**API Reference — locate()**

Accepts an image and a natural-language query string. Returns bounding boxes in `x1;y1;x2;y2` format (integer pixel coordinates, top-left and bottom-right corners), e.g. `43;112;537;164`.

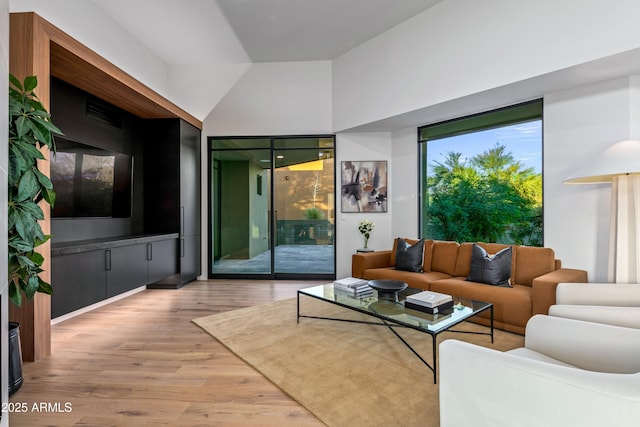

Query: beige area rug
193;297;524;427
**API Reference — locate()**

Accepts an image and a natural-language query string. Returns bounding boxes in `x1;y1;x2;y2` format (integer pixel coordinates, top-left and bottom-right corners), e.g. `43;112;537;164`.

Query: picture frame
341;161;388;213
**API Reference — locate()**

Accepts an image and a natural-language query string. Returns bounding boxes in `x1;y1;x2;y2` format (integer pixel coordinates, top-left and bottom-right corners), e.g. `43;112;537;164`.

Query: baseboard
51;286;147;325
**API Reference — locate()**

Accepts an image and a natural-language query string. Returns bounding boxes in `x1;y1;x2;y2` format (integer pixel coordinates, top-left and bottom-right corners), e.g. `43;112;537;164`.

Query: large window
419;100;543;245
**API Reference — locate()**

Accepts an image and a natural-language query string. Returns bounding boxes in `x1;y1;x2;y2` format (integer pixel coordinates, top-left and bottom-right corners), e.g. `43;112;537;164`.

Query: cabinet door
106;244;148;298
180;120;201;238
180;234;201;285
148;239;178;283
51;251;106;318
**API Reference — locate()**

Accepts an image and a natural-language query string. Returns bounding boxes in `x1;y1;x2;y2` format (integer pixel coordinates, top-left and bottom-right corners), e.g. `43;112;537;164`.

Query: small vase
363;237;369;249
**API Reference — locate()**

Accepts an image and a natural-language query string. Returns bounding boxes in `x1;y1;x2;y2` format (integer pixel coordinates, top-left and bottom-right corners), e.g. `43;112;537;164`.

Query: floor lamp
564;140;640;283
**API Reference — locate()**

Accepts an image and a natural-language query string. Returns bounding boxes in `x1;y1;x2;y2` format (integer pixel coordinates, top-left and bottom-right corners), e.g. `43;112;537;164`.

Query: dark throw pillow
395;238;425;272
467;244;512;287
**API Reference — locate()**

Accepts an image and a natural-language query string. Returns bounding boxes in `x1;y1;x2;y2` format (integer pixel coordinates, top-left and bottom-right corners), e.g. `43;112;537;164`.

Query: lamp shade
564;140;640;184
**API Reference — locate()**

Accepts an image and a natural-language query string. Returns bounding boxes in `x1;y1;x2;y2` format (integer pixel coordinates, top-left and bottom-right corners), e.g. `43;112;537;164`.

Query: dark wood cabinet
148;240;178;284
51;235;179;318
51;251;106;318
144;119;201;288
179;120;201;284
106;244;148;298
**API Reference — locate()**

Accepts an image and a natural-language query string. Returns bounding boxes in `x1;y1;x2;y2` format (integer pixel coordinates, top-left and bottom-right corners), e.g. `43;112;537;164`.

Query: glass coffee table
297;283;493;384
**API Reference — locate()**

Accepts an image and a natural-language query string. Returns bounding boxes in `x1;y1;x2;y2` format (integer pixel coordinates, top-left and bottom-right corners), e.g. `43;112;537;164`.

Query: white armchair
439;315;640;427
549;282;640;328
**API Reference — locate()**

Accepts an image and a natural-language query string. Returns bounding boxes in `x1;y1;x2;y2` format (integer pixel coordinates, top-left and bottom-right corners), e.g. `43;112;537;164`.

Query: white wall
390;127;419;239
201;61;333;277
204;61;332;135
9;0;248;121
335;132;392;278
10;0;169;98
333;0;640;132
545;77;640;281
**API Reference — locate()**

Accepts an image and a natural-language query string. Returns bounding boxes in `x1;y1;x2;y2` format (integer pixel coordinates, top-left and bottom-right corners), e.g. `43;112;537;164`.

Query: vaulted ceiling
91;0;442;65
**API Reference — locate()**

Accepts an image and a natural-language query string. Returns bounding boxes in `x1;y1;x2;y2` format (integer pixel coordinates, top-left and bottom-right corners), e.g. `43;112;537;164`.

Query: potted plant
302;207;323;241
303;207;323;220
7;74;62;394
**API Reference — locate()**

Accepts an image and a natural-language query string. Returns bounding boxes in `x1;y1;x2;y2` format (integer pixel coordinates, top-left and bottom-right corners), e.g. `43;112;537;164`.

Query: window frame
418;99;544;244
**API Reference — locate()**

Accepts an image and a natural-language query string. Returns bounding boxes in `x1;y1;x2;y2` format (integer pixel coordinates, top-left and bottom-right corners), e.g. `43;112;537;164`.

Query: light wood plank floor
9;280;327;426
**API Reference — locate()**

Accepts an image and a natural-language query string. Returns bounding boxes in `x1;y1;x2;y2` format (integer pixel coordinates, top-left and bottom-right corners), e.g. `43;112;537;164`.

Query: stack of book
404;290;453;314
333;277;373;297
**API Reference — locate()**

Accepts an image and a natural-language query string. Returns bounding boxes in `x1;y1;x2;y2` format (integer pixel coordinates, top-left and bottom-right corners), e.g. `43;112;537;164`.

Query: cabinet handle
180;206;185;236
181;238;185;258
105;250;112;271
147;243;152;261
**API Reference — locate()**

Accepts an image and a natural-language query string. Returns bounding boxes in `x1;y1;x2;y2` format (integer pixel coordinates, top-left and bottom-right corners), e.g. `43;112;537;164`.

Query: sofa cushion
390;238;434;272
467;244;512;287
431;241;460;276
430;279;532;329
395;238;425;272
513;246;556;286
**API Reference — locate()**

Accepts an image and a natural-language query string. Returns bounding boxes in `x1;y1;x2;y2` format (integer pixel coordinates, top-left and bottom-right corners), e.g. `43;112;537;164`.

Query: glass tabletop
298;283;492;334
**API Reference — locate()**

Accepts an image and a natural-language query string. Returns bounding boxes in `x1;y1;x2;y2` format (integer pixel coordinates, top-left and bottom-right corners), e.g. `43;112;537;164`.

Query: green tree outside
425;143;542;245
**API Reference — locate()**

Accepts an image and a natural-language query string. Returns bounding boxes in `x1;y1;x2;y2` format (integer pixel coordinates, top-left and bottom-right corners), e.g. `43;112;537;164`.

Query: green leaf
17;169;39;201
9;73;22;91
15;139;46;161
17;254;36;269
28;251;45;267
21;201;45;221
9;282;22;307
8;73;61;304
8;239;34;253
27;119;50;145
15;115;29;138
8;145;27;185
42;187;56;206
13;210;26;240
25;275;40;299
35;235;52;246
24;75;37;92
32;116;63;138
33;167;53;190
38;278;53;295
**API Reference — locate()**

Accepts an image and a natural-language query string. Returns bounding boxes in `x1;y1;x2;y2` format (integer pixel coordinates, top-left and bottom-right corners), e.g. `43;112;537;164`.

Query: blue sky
426;120;542;175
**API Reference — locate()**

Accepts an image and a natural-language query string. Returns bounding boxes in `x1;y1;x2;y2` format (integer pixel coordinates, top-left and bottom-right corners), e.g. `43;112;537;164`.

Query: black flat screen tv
50;137;133;218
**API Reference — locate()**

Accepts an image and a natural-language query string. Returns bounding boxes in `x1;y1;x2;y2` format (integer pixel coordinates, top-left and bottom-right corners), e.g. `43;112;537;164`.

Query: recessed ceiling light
276;155;284;159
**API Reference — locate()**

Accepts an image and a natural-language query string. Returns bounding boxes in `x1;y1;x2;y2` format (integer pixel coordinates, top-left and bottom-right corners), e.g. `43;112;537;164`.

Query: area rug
193;297;524;427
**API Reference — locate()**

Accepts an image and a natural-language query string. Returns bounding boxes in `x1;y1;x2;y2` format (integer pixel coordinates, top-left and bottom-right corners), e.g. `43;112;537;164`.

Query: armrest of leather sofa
352;250;393;278
524;314;640;373
549;305;640;329
439;339;640;427
556;282;640;306
531;268;588;315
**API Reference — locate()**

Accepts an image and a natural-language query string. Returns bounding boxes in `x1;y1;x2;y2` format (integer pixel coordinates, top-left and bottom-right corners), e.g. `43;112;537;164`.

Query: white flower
358;219;375;238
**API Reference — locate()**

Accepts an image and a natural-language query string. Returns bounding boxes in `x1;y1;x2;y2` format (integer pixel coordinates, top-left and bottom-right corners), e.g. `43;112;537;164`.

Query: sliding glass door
209;136;335;279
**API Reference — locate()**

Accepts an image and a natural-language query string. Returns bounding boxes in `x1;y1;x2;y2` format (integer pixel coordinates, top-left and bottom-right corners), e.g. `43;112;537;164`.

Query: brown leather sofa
352;239;588;334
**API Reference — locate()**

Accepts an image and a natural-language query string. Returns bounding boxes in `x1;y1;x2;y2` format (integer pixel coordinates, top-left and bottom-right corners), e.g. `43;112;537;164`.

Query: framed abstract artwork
341;161;388;213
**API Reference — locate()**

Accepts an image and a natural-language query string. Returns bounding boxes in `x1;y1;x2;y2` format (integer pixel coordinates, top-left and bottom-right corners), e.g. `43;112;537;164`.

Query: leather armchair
439;315;640;427
549;282;640;328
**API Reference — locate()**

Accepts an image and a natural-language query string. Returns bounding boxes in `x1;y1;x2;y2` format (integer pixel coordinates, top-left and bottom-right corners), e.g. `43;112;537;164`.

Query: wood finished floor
9;280;327;426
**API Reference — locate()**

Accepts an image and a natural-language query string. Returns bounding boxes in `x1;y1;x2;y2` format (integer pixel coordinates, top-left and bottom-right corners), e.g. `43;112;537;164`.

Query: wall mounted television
50;137;133;218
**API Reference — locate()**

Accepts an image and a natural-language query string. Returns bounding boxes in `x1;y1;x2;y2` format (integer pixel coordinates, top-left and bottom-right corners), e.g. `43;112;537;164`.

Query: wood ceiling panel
50;44;174;120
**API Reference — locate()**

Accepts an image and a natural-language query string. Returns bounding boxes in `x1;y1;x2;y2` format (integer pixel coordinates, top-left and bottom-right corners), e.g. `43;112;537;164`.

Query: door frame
207;135;336;280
